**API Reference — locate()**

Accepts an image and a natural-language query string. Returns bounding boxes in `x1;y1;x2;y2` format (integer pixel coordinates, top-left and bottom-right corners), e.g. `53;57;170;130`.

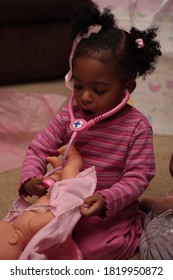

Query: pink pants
74;201;144;260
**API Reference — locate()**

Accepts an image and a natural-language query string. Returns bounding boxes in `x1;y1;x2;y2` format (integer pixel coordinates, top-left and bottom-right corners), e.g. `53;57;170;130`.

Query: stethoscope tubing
44;89;130;178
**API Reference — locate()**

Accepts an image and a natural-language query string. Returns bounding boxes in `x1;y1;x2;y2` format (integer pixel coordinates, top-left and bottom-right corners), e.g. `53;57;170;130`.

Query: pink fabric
74;201;145;259
0;89;66;172
47;235;83;260
4;166;96;260
65;25;101;90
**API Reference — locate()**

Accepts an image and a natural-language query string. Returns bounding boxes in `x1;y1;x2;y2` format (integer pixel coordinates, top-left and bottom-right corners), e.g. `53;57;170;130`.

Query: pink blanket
0;89;66;172
4;166;96;260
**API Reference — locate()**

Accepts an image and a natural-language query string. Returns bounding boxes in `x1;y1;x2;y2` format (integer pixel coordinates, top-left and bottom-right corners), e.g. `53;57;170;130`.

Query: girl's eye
74;84;83;90
94;89;107;95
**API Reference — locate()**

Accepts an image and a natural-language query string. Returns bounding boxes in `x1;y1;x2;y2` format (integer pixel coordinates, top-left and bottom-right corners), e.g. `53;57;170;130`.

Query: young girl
19;0;162;259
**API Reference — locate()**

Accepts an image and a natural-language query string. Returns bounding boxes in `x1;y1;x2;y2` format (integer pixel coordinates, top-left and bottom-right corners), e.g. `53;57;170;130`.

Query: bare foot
139;195;173;215
58;144;68;155
58;145;83;172
47;156;62;169
58;145;83;180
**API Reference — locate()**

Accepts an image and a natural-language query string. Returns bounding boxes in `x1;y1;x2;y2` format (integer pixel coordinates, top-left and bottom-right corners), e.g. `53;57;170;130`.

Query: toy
0;145;96;260
139;153;173;259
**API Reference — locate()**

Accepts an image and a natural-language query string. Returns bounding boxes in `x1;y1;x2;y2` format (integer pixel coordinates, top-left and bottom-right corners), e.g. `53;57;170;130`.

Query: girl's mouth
81;109;95;119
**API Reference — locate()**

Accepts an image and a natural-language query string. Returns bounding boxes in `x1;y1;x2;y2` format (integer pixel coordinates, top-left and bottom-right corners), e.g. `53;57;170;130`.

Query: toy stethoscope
43;24;130;185
43;89;130;182
68;89;130;140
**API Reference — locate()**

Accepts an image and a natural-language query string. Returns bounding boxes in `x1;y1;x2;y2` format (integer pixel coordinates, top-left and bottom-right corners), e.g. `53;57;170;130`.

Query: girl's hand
80;193;106;217
23;177;47;196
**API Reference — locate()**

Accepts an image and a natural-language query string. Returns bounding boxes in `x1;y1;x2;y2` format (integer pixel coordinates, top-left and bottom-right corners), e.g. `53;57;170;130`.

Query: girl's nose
80;90;93;104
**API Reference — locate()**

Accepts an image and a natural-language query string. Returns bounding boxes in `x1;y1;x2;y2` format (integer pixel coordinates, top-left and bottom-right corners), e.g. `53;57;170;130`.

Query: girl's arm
98;127;155;217
19;113;65;195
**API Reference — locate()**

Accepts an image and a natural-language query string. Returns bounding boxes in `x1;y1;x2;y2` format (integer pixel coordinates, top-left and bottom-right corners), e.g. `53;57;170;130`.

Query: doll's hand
80;193;106;217
23;177;47;196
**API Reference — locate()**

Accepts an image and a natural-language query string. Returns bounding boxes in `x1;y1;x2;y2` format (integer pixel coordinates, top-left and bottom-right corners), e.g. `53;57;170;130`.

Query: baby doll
0;145;83;260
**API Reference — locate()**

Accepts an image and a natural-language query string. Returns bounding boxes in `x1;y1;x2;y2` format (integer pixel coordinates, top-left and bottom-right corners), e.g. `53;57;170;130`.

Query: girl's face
73;56;127;120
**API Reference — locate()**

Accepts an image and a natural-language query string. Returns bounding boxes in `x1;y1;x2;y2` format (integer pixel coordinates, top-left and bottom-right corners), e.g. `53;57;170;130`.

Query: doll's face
0;221;23;260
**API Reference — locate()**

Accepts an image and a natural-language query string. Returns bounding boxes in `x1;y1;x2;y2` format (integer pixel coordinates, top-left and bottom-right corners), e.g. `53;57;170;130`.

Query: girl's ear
124;79;136;93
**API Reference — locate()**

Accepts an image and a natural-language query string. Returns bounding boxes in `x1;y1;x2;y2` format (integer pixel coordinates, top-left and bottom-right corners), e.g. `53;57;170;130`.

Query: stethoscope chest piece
44;89;130;179
70;119;88;133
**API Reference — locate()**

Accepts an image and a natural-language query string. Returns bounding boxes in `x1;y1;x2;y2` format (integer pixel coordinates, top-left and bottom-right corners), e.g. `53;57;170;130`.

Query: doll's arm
43;145;83;187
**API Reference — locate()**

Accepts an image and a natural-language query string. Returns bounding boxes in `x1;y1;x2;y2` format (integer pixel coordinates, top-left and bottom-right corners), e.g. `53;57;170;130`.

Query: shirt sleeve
98;126;155;217
19;112;64;195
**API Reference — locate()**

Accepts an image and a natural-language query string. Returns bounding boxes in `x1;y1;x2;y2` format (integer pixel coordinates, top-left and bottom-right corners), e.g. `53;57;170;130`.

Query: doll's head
0;221;24;259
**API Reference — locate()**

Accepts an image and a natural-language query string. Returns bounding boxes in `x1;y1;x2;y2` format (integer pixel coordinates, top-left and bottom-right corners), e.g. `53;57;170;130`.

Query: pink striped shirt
20;104;155;217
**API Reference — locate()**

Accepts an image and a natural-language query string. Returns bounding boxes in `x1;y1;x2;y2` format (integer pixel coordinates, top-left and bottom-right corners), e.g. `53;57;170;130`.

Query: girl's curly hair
72;0;116;38
72;0;162;80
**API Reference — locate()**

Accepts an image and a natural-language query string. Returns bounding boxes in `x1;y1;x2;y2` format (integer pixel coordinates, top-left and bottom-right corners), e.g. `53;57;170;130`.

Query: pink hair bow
65;25;102;90
135;38;144;49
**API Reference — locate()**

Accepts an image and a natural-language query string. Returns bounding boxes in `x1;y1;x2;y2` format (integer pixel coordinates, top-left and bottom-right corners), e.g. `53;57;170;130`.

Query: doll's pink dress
4;166;96;260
